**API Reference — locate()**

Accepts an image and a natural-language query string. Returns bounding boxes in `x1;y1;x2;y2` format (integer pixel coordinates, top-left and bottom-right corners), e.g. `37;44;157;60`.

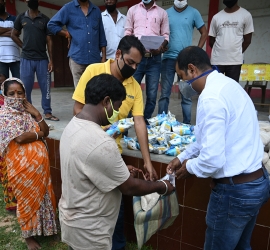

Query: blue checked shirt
48;0;107;65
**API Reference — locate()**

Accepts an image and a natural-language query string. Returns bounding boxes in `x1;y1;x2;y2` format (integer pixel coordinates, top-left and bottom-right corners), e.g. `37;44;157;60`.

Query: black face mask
27;0;39;10
106;4;116;13
0;4;5;14
223;0;238;8
80;0;88;2
117;55;136;79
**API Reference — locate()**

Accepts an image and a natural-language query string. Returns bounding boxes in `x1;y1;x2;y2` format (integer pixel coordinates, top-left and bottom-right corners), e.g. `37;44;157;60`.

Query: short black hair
3;79;25;96
85;73;126;105
177;46;211;74
117;35;145;58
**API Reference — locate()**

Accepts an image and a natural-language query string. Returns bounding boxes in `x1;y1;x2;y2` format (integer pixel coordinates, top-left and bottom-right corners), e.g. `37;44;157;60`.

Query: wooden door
52;35;74;87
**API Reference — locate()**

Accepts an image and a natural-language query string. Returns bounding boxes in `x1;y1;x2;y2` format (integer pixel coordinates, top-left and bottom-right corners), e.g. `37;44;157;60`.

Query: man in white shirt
101;0;126;60
208;0;254;82
167;46;269;249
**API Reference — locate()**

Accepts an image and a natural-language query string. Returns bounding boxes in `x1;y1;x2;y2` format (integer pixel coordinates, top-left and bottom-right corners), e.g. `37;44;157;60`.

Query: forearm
197;26;207;48
11;29;23;48
0;27;11;35
0;31;11;37
47;39;53;62
57;29;68;37
100;46;106;60
14;131;45;144
119;176;166;196
35;114;49;137
242;41;251;53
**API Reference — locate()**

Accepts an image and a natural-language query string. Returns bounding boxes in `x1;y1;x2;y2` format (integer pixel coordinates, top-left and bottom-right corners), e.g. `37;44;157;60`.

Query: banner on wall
240;64;270;81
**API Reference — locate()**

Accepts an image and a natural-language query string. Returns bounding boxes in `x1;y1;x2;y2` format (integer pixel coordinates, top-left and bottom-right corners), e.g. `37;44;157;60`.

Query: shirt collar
139;1;158;10
102;9;124;21
24;10;42;18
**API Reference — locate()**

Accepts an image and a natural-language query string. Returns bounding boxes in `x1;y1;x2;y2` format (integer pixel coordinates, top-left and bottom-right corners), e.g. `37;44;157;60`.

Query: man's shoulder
238;7;252;17
39;12;50;21
155;4;167;13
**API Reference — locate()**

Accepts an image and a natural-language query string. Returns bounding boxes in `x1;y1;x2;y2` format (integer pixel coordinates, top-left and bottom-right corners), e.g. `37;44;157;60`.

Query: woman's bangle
36;117;44;124
157;180;168;196
34;131;39;141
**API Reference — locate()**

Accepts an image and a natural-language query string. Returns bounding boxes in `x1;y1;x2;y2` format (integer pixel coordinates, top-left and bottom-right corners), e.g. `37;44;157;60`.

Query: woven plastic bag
133;191;179;249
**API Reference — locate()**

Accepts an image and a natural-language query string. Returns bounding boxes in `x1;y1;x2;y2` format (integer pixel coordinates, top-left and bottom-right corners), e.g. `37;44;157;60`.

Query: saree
0;156;17;211
5;123;58;237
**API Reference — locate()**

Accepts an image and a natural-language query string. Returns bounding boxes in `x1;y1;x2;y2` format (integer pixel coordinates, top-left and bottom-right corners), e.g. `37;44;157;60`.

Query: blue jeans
112;198;126;250
133;54;161;120
20;58;52;114
0;61;20;78
158;58;192;124
204;168;269;250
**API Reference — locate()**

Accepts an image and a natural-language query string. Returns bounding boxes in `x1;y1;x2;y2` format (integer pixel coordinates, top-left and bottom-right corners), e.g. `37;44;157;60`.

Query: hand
101;57;106;63
149;48;161;56
127;165;143;178
167;157;181;175
48;61;53;72
65;30;72;49
144;162;158;181
102;125;120;139
160;180;175;196
23;99;40;117
175;159;192;180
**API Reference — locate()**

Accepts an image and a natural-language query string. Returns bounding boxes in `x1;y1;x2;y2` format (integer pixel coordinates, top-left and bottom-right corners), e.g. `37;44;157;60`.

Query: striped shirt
0;14;20;63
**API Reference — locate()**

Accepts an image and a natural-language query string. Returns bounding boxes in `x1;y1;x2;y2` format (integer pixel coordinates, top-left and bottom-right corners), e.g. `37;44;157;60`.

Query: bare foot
25;237;41;250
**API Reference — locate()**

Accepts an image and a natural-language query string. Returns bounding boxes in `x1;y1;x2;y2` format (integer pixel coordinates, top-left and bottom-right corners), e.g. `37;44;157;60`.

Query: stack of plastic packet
106;118;134;136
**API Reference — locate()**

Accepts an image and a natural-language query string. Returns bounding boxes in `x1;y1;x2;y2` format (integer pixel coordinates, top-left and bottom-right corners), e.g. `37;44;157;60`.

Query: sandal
44;114;60;121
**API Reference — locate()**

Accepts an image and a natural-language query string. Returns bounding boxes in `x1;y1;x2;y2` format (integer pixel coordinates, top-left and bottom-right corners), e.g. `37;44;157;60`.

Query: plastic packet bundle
152;144;168;154
156;133;167;145
106;118;134;136
181;135;196;144
147;112;167;126
172;121;194;136
168;137;182;146
165;146;186;156
148;133;157;144
160;120;172;133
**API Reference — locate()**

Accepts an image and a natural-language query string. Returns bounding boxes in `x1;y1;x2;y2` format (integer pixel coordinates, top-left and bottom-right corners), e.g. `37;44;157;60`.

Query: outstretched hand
166;157;182;175
144;162;158;181
175;160;192;180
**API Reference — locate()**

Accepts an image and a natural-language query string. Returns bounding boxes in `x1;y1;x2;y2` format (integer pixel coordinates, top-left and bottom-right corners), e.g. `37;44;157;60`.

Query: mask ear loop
212;65;220;73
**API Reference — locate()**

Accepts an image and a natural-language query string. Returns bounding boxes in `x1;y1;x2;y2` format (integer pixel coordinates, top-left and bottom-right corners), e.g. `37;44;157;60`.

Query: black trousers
215;65;242;82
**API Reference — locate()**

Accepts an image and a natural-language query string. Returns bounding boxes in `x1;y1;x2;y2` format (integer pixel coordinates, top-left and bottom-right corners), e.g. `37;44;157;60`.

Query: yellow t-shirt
72;59;144;153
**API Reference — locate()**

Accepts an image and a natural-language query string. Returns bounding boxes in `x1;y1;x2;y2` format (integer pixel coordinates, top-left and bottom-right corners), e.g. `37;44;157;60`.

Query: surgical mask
27;0;39;10
117;55;137;79
104;99;119;124
223;0;237;8
142;0;152;4
174;0;187;9
179;69;214;98
0;4;5;14
106;4;116;13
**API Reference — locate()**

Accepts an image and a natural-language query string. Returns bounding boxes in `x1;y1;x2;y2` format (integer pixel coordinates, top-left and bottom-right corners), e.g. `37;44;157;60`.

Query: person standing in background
125;0;169;121
208;0;254;82
158;0;207;124
102;0;126;60
48;0;107;87
11;0;59;121
0;0;20;78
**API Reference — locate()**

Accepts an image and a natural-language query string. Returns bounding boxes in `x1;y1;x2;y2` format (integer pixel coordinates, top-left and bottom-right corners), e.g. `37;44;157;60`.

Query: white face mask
174;0;187;9
142;0;152;4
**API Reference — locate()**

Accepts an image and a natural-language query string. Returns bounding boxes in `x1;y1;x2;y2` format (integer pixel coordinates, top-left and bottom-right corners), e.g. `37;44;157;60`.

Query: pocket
228;196;263;228
92;18;99;30
150;18;160;34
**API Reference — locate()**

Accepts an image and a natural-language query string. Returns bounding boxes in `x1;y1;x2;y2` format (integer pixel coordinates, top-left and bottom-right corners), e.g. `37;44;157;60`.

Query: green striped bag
133;192;179;249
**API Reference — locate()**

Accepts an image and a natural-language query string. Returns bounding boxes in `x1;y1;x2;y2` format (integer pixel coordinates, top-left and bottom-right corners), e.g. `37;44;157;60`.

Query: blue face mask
179;68;217;99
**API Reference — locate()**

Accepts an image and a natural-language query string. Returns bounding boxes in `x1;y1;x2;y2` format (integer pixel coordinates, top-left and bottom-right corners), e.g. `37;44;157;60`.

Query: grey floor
30;85;270;140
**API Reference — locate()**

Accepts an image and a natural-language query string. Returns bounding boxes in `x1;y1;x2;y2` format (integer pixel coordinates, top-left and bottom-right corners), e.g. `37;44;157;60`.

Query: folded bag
133;191;179;249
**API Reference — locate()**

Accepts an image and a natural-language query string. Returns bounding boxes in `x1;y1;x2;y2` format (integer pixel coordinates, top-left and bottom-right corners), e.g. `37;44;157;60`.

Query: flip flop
45;115;60;121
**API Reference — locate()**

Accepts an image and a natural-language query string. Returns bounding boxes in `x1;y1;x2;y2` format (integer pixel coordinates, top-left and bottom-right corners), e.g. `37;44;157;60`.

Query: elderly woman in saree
0;78;57;250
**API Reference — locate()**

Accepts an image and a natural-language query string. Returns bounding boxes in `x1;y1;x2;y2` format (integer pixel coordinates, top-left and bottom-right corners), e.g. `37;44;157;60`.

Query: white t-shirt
59;116;130;250
209;7;254;65
101;10;126;59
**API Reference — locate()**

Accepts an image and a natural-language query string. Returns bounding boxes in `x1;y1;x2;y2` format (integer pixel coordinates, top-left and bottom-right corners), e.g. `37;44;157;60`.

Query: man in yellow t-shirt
73;35;158;181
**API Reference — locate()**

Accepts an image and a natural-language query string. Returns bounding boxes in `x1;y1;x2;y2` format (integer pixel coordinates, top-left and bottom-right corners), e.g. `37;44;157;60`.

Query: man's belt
144;52;152;57
213;167;264;185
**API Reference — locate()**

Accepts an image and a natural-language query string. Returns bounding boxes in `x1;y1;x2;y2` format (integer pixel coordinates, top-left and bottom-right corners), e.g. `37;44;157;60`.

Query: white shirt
101;10;126;59
209;7;254;65
0;19;20;63
178;70;263;179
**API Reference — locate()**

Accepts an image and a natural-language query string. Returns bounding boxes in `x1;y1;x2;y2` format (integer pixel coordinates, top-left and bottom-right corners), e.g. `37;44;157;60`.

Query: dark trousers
216;65;242;82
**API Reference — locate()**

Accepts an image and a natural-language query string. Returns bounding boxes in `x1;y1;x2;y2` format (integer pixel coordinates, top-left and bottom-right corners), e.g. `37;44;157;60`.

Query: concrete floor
30;85;270;140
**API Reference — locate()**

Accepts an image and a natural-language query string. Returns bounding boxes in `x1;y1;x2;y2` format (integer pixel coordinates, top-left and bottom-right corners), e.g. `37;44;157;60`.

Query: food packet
165;146;186;156
152;144;168;155
106;118;134;136
172;121;194;136
181;135;196;144
159;120;172;133
147;112;167;126
168;137;182;146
